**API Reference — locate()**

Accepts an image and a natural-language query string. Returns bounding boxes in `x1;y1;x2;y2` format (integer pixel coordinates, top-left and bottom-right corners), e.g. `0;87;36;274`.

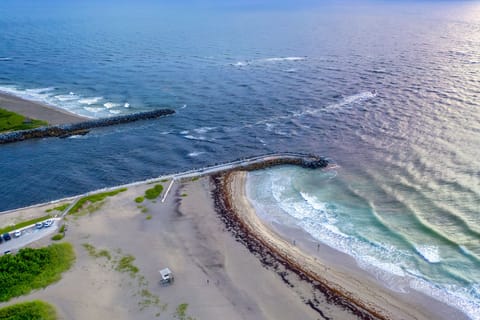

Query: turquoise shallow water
0;1;479;317
247;165;480;319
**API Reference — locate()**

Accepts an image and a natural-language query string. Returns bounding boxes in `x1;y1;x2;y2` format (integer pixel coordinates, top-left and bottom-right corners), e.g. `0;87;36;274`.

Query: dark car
0;236;3;244
2;233;11;241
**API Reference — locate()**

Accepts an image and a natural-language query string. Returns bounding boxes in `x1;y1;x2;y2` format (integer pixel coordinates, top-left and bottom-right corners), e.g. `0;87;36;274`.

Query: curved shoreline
212;171;468;320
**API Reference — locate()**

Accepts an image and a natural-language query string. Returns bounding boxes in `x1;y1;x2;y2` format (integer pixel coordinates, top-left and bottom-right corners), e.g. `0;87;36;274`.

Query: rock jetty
0;108;175;144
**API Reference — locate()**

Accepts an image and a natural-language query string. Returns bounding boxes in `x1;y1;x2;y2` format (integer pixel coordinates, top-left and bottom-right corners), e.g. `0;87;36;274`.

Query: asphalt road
0;219;60;254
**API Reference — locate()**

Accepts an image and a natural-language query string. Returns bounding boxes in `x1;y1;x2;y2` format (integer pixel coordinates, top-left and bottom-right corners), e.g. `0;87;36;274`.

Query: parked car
35;222;44;229
2;233;11;241
0;236;3;244
43;219;54;227
4;250;11;255
14;230;22;238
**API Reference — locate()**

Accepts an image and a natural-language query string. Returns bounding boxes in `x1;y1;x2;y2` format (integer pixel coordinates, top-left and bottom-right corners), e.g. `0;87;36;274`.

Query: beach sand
219;171;468;320
0;178;318;319
0;92;87;125
0;172;468;319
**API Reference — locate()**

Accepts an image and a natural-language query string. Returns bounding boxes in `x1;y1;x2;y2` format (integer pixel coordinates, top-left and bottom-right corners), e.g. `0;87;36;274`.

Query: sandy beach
0;170;468;320
216;171;468;320
0;91;87;125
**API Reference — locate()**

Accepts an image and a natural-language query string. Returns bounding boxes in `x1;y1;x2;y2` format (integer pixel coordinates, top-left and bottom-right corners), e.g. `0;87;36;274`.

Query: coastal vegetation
82;243;112;260
51;234;64;241
0;243;75;301
144;184;164;200
174;303;196;320
0;215;51;235
135;196;144;203
0;300;57;320
69;188;127;215
46;203;70;213
0;108;48;133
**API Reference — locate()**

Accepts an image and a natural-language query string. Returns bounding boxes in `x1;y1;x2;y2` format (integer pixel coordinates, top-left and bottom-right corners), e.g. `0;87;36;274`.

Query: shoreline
0;91;88;125
213;171;468;320
0;167;470;319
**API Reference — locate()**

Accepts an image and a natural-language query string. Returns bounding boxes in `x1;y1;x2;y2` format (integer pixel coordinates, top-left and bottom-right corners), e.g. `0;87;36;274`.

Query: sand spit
0;91;87;125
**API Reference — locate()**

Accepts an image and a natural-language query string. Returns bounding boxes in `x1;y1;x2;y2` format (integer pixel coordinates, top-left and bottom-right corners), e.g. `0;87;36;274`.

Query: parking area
0;218;60;254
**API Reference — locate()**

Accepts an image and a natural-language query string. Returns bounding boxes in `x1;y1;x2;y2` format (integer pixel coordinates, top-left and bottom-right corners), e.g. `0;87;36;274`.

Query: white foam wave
183;135;208;141
180;104;187;109
180;130;189;135
262;56;306;62
194;126;216;134
124;102;130;108
232;61;248;67
188;151;205;157
104;102;121;109
54;93;79;101
79;97;103;105
415;245;441;263
0;57;12;61
285;68;297;73
83;106;104;113
109;110;122;114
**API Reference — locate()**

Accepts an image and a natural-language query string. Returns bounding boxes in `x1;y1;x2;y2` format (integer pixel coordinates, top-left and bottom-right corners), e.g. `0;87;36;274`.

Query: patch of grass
0;300;58;320
160;179;169;183
174;303;195;320
0;108;48;133
140;206;148;213
59;224;66;233
181;193;188;197
144;184;163;200
0;215;52;235
82;243;111;260
0;243;75;302
115;255;139;277
70;188;127;215
46;203;70;213
134;196;144;203
51;234;64;241
191;176;199;181
145;215;152;220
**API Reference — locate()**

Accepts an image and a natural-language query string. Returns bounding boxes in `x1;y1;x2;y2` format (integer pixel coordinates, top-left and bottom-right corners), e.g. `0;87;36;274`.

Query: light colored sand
0;178;318;319
227;171;468;320
0;172;466;320
0;92;87;125
0;200;71;228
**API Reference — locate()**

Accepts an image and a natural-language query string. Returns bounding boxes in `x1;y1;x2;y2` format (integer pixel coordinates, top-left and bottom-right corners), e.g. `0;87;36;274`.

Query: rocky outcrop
0;109;175;144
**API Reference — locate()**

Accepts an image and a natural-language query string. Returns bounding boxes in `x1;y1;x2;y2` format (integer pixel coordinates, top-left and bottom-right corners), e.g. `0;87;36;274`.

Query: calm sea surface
0;1;479;318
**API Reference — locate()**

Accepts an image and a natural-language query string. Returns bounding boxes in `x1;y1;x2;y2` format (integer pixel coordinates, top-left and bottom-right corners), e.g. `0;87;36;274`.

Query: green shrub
0;243;75;301
144;184;163;200
0;300;57;320
135;196;144;203
51;234;64;241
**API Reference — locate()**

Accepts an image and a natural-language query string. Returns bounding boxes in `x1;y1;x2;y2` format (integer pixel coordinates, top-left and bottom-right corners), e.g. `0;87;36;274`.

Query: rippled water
0;1;479;317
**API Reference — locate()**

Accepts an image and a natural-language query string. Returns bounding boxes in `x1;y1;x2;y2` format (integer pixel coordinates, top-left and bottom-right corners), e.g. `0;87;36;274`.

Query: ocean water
0;1;479;318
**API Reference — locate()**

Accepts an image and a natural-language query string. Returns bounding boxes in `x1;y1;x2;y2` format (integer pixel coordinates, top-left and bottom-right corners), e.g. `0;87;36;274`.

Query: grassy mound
0;108;48;133
0;243;75;302
0;300;57;320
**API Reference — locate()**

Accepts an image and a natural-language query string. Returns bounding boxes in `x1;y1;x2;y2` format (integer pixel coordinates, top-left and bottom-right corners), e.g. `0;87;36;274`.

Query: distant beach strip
0;91;175;144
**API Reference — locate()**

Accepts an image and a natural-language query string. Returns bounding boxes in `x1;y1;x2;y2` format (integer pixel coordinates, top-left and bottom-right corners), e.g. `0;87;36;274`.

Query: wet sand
0;91;87;125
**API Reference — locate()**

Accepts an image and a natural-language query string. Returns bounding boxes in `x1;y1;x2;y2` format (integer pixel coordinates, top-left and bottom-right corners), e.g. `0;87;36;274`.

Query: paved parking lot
0;219;60;254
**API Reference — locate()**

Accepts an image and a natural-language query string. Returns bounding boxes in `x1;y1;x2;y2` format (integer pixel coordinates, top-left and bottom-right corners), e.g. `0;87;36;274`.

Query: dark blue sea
0;1;479;317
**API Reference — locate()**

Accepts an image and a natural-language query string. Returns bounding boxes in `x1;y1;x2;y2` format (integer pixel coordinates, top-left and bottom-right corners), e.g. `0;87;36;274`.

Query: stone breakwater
0;108;175;144
211;172;383;320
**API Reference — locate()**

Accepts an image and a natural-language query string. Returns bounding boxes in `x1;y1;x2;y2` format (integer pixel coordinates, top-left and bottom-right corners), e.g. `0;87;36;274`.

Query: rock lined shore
210;171;382;320
0;109;175;144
